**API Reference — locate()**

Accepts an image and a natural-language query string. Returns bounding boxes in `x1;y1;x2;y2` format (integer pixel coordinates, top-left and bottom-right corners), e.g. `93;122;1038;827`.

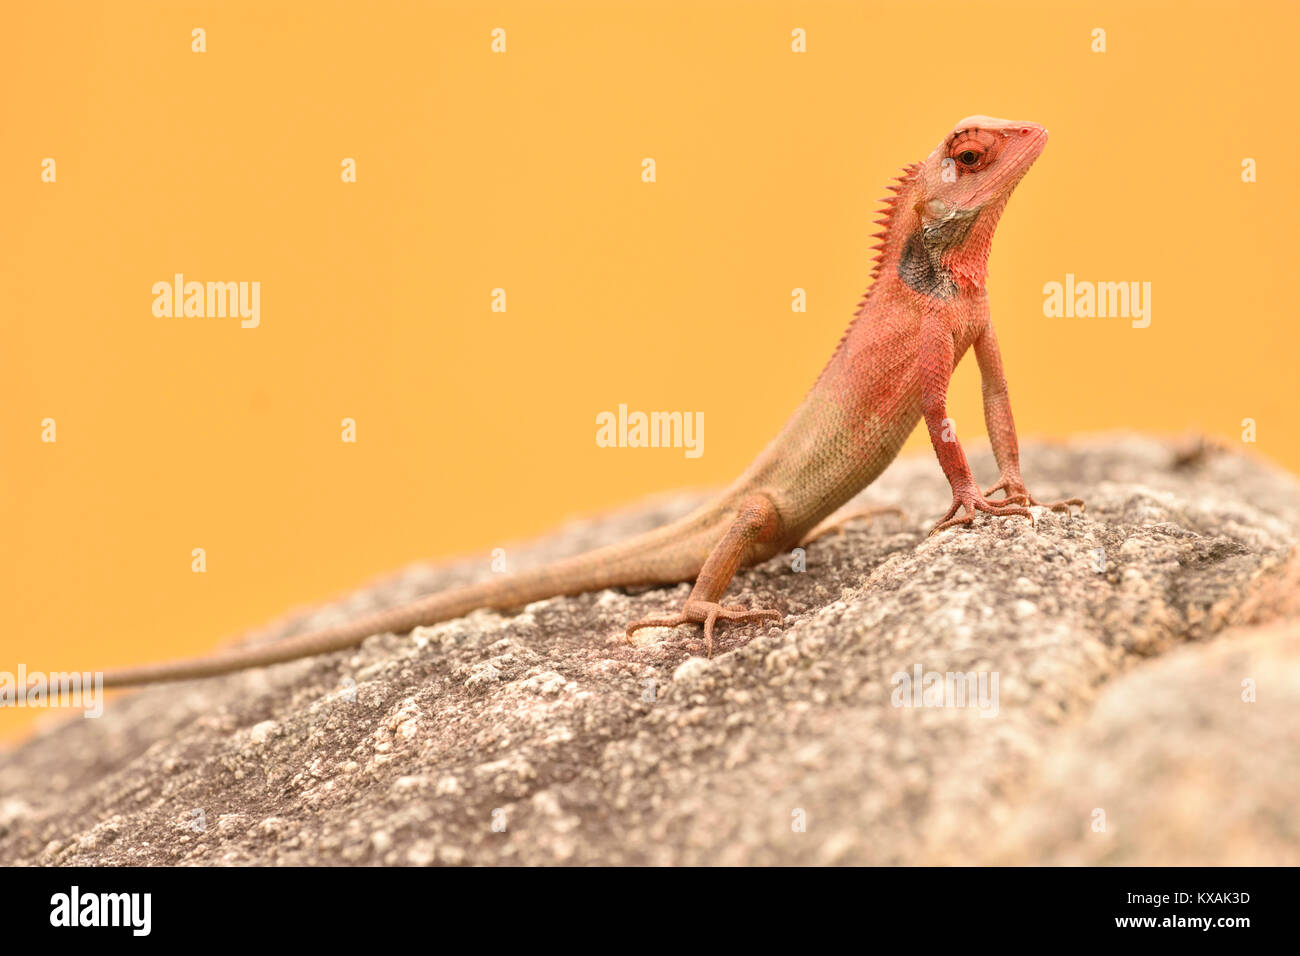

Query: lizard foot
625;600;782;657
930;487;1035;536
982;476;1085;515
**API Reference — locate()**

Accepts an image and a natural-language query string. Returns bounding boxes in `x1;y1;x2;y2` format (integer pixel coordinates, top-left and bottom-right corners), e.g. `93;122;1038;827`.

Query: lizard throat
897;206;980;298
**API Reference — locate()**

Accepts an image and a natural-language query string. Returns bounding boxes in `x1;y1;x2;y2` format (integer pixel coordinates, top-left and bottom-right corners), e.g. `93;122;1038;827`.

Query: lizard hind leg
624;493;784;657
625;602;782;658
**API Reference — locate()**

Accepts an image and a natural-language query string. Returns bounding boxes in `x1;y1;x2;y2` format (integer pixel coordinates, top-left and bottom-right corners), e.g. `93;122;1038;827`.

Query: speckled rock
2;435;1297;865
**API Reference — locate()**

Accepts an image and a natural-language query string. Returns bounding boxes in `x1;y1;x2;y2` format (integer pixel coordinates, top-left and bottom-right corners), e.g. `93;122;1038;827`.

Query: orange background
3;0;1295;742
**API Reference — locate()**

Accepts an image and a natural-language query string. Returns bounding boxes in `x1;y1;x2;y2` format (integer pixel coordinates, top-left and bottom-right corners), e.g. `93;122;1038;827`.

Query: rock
966;617;1300;866
1;435;1297;865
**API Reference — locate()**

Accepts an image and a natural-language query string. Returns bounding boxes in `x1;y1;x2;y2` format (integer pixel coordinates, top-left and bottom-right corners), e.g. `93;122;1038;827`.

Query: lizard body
100;115;1080;687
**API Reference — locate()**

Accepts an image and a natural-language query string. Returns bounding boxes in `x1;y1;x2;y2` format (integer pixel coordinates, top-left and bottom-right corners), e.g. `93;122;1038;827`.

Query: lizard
99;115;1082;688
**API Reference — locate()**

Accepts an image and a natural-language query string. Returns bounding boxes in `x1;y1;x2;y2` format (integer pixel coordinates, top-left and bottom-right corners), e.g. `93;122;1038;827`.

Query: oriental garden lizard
100;115;1081;686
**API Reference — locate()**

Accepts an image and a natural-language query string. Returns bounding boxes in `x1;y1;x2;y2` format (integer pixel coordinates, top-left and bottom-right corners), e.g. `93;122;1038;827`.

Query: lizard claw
930;487;1036;536
983;475;1085;515
626;600;782;657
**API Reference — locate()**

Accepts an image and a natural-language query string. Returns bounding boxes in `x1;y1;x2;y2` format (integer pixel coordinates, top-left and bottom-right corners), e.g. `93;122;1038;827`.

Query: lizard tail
100;538;695;687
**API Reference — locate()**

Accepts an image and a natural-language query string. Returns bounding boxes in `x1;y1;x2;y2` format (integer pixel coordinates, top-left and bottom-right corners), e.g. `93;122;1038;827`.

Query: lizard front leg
921;312;1033;535
973;323;1084;514
625;493;783;657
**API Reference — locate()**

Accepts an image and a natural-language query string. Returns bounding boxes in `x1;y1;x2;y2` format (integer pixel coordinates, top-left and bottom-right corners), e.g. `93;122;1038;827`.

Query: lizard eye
948;133;992;172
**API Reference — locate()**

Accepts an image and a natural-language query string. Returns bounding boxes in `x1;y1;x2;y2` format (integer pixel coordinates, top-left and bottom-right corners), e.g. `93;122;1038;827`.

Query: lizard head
892;116;1047;294
919;116;1047;215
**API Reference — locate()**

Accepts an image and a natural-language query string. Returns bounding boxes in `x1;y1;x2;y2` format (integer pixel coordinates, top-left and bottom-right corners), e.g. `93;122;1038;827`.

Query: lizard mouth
970;126;1047;204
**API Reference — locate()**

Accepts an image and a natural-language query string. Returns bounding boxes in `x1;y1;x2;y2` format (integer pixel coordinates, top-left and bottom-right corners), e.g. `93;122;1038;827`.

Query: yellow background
3;0;1295;741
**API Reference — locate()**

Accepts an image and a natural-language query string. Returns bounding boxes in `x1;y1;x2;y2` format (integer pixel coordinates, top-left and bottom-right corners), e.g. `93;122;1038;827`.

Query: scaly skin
98;115;1080;686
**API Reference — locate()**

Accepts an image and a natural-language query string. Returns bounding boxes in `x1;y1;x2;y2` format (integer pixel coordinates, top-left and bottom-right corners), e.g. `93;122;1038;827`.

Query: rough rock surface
2;435;1298;866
